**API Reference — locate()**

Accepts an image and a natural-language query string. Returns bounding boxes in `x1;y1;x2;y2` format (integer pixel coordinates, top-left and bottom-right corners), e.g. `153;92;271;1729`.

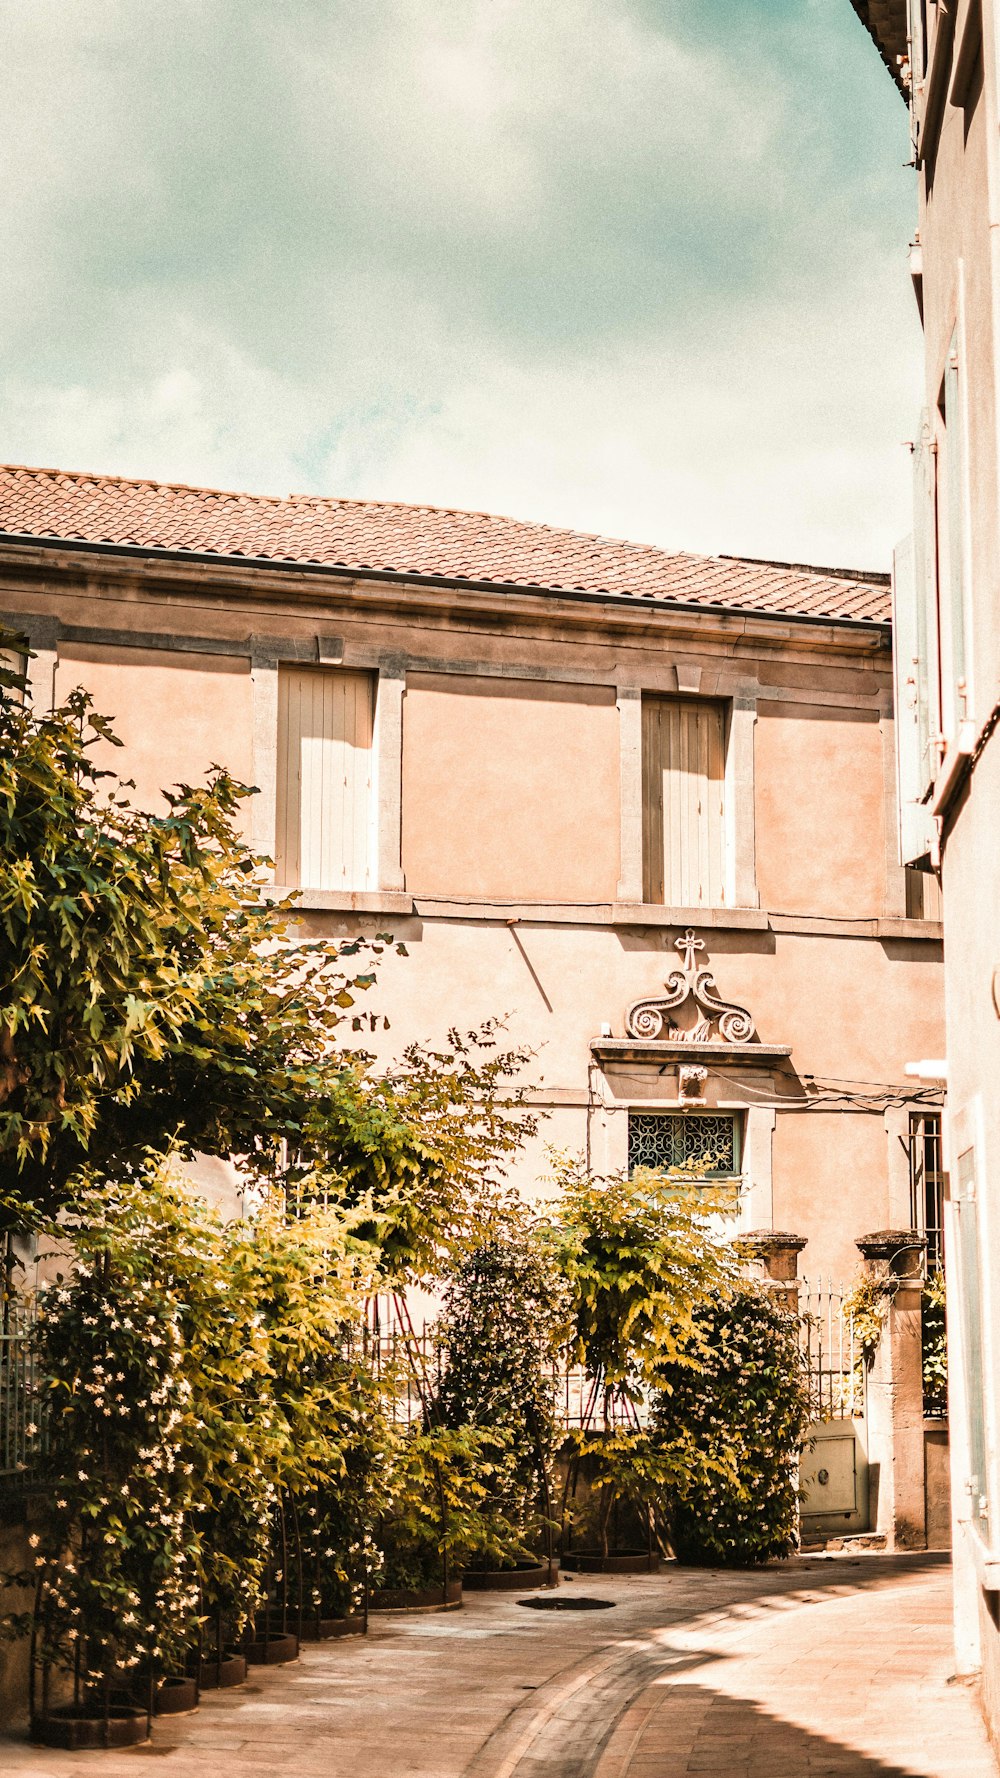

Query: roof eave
0;529;892;643
849;0;910;96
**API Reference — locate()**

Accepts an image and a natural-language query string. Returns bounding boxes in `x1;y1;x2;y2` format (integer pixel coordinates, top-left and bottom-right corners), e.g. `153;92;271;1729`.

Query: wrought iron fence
367;1319;644;1432
367;1322;446;1425
0;1280;866;1481
798;1277;864;1422
0;1296;44;1487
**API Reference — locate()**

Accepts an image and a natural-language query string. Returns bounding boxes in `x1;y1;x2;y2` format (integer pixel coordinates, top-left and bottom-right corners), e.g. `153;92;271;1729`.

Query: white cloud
0;0;921;568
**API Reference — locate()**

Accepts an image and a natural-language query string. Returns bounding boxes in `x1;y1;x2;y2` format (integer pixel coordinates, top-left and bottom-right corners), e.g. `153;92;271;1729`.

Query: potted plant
370;1422;485;1611
651;1280;811;1566
545;1156;736;1570
3;1176;203;1749
438;1226;566;1588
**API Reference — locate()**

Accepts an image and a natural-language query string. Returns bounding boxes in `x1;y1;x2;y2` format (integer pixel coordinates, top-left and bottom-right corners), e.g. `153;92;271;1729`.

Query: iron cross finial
675;928;704;974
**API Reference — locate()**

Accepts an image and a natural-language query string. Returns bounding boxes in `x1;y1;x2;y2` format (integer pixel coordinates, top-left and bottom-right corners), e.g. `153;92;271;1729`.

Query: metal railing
909;1110;945;1276
0;1296;44;1486
1;1281;867;1480
367;1321;644;1432
799;1277;864;1422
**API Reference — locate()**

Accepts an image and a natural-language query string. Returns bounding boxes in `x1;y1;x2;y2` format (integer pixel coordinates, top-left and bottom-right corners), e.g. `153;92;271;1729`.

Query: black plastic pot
298;1612;367;1641
154;1675;199;1716
192;1650;248;1690
244;1631;299;1665
369;1579;462;1612
461;1560;558;1592
31;1706;150;1750
560;1550;660;1574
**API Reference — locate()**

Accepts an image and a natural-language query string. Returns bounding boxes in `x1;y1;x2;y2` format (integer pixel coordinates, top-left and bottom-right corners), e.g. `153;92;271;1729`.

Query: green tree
545;1156;738;1403
0;648;533;1267
543;1155;738;1558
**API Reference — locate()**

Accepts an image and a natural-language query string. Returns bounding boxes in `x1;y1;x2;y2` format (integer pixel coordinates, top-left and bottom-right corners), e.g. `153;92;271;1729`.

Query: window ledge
591;1038;792;1066
876;917;944;941
263;886;415;915
410;898;769;929
264;893;945;941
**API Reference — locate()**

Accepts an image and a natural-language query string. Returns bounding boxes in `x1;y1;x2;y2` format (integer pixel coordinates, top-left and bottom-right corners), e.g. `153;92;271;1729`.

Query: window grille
909;1111;945;1274
627;1112;739;1178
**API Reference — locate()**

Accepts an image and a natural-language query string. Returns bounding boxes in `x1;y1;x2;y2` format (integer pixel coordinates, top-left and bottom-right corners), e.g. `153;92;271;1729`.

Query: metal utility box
799;1419;869;1537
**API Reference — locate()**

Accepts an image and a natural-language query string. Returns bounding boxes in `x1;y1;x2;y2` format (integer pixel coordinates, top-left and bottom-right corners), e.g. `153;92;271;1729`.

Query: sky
3;0;921;570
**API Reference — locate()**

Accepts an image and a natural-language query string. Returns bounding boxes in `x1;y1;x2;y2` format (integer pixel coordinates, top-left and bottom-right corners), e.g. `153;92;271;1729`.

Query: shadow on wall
613;926;777;960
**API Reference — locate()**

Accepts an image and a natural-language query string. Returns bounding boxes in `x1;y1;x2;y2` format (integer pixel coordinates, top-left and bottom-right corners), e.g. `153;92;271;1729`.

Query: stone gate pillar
743;1229;808;1311
855;1229;927;1551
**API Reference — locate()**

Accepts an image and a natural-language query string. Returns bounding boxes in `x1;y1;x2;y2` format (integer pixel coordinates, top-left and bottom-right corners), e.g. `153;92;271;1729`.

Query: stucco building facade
0;464;945;1531
851;0;1000;1745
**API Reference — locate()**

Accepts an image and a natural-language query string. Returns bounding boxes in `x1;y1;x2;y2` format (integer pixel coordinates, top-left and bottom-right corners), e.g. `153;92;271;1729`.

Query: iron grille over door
909;1110;945;1273
628;1112;739;1177
642;697;726;907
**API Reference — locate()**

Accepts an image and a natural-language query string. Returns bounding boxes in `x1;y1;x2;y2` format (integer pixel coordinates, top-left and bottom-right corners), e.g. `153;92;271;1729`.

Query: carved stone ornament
625;929;756;1045
678;1063;708;1103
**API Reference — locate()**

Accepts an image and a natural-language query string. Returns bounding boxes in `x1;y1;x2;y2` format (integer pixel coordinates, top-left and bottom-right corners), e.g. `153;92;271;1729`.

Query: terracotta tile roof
848;1;909;94
0;464;891;626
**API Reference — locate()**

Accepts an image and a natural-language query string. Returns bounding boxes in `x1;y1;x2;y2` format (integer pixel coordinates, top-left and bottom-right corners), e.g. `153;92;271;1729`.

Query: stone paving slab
0;1555;994;1778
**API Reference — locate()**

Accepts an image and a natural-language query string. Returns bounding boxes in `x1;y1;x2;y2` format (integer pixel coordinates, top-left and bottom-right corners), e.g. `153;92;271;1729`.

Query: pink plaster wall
401;673;620;902
54;643;253;817
754;703;886;918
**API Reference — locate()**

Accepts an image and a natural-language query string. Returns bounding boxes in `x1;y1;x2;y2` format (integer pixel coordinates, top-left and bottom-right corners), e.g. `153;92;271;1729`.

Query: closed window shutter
942;339;970;727
892;530;937;866
642;697;725;907
911;408;941;796
275;667;374;889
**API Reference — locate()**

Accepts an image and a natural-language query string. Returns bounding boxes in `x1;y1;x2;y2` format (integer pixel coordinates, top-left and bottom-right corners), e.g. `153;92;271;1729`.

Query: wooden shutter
642;698;725;907
892;529;937;865
275;667;374;889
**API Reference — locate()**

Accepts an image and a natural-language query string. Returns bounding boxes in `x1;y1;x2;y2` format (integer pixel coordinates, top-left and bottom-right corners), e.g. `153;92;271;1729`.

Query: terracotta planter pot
31;1706;150;1750
461;1560;558;1592
244;1631;299;1665
298;1612;367;1641
560;1550;660;1574
191;1650;247;1690
369;1579;462;1612
154;1675;199;1715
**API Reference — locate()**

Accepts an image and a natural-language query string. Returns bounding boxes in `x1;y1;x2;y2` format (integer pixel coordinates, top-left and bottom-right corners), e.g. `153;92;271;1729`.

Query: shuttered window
940;338;971;733
642;697;726;907
275;667;374;890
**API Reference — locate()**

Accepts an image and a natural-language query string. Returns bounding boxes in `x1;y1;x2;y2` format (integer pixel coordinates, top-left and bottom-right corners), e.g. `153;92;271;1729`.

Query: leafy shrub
653;1282;810;1566
544;1156;738;1556
922;1270;948;1417
1;1174;205;1697
438;1227;567;1567
375;1423;504;1590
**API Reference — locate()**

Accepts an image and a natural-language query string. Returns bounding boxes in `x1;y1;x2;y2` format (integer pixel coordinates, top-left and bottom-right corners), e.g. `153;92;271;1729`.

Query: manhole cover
516;1596;616;1611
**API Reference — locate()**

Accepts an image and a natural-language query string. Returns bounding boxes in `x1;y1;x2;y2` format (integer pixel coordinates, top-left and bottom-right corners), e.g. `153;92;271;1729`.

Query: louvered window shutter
275;667;374;889
911;408;941;797
893;530;937;866
642;698;726;907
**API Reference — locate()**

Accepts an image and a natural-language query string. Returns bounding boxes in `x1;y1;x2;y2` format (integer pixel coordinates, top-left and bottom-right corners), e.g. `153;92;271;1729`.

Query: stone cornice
0;537;892;660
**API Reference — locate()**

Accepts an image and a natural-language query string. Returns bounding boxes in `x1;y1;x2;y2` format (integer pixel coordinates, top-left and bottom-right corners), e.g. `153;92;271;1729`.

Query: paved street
2;1554;994;1778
